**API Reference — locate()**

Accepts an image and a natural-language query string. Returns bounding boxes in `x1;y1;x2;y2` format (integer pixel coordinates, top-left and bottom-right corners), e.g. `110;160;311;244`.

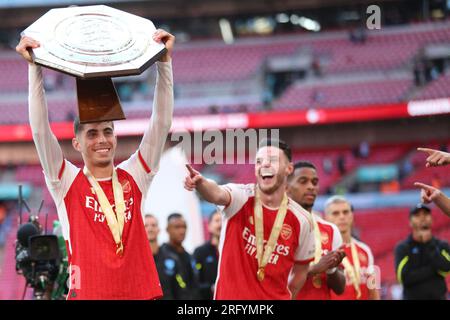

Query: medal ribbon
342;240;362;299
83;166;126;256
254;185;288;281
310;215;324;287
312;216;322;265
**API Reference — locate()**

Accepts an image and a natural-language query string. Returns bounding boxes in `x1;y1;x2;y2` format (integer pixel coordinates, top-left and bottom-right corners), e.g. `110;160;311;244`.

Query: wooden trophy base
76;78;126;124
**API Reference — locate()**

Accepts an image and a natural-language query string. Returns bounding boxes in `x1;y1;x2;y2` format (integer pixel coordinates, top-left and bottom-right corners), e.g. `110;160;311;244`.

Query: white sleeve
28;64;64;182
117;150;155;198
331;223;343;251
294;212;316;263
221;183;252;219
138;61;173;174
44;159;79;242
45;159;79;198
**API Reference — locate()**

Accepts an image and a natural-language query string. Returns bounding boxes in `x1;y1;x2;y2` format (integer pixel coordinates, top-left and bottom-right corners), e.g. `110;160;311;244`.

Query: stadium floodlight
219;18;234;44
299;17;321;32
253;17;274;34
290;14;300;25
290;14;320;32
276;13;289;23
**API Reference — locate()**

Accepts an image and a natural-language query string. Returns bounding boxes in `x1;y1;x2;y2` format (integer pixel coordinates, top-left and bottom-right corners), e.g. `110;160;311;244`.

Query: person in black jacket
193;209;222;299
144;213;180;300
395;204;450;300
160;213;200;299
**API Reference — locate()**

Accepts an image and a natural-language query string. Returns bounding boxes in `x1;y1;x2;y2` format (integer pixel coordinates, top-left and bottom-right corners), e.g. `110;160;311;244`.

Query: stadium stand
0;21;449;122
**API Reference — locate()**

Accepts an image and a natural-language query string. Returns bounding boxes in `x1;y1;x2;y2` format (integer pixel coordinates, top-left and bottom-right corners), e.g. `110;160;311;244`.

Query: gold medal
116;241;124;257
257;268;265;282
312;274;322;288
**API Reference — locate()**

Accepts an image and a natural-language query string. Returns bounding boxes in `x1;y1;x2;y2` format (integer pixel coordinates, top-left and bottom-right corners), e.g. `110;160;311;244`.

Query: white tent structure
144;147;205;253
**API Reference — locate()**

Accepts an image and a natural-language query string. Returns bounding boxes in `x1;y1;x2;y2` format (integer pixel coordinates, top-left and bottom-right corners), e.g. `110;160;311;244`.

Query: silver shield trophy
22;5;167;123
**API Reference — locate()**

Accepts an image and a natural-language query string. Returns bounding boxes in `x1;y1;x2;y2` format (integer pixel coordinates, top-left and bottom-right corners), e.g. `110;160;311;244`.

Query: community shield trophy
21;5;167;123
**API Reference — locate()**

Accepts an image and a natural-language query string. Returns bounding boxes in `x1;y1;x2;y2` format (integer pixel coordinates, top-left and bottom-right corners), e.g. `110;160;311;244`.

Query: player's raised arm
414;182;450;217
139;29;175;172
184;164;231;206
17;36;63;181
417;147;450;167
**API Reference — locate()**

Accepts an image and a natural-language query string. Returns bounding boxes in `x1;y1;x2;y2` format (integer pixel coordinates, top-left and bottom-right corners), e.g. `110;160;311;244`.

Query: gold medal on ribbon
309;215;325;288
254;185;288;283
312;274;322;288
116;241;124;257
257;268;265;282
84;166;126;257
342;240;362;299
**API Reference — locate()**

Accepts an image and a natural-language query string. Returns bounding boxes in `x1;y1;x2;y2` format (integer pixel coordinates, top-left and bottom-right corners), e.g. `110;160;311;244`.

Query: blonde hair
324;195;352;215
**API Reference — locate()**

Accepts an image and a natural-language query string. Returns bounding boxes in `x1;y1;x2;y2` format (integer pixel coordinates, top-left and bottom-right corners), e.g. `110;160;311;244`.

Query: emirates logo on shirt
242;226;291;264
280;224;292;240
85;195;134;223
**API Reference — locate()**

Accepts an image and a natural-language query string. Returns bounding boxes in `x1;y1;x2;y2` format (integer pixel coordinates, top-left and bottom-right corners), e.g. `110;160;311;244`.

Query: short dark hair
73;116;84;136
288;161;317;182
293;161;317;171
167;213;183;223
73;116;115;136
258;138;292;162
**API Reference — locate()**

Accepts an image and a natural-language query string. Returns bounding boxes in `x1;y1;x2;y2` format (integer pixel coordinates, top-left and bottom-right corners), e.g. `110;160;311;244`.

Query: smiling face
254;146;293;195
287;167;319;212
72;121;117;168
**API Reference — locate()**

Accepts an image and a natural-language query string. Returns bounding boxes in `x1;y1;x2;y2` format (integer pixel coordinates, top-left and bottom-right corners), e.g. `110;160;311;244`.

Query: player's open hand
184;164;204;191
417;147;450;167
414;182;442;204
153;29;175;62
15;36;40;64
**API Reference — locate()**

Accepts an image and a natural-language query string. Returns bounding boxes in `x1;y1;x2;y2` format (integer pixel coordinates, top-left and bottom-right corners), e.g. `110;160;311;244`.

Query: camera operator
16;215;61;299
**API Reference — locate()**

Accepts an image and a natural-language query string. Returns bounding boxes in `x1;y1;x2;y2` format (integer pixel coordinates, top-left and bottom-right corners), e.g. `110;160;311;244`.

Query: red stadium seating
414;72;450;101
354;207;450;284
1;22;449;123
273;77;413;110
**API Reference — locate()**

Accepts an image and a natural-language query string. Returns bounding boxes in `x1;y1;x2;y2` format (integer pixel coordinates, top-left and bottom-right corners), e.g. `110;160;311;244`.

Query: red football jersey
214;184;316;300
47;151;162;299
296;215;342;300
330;238;376;300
